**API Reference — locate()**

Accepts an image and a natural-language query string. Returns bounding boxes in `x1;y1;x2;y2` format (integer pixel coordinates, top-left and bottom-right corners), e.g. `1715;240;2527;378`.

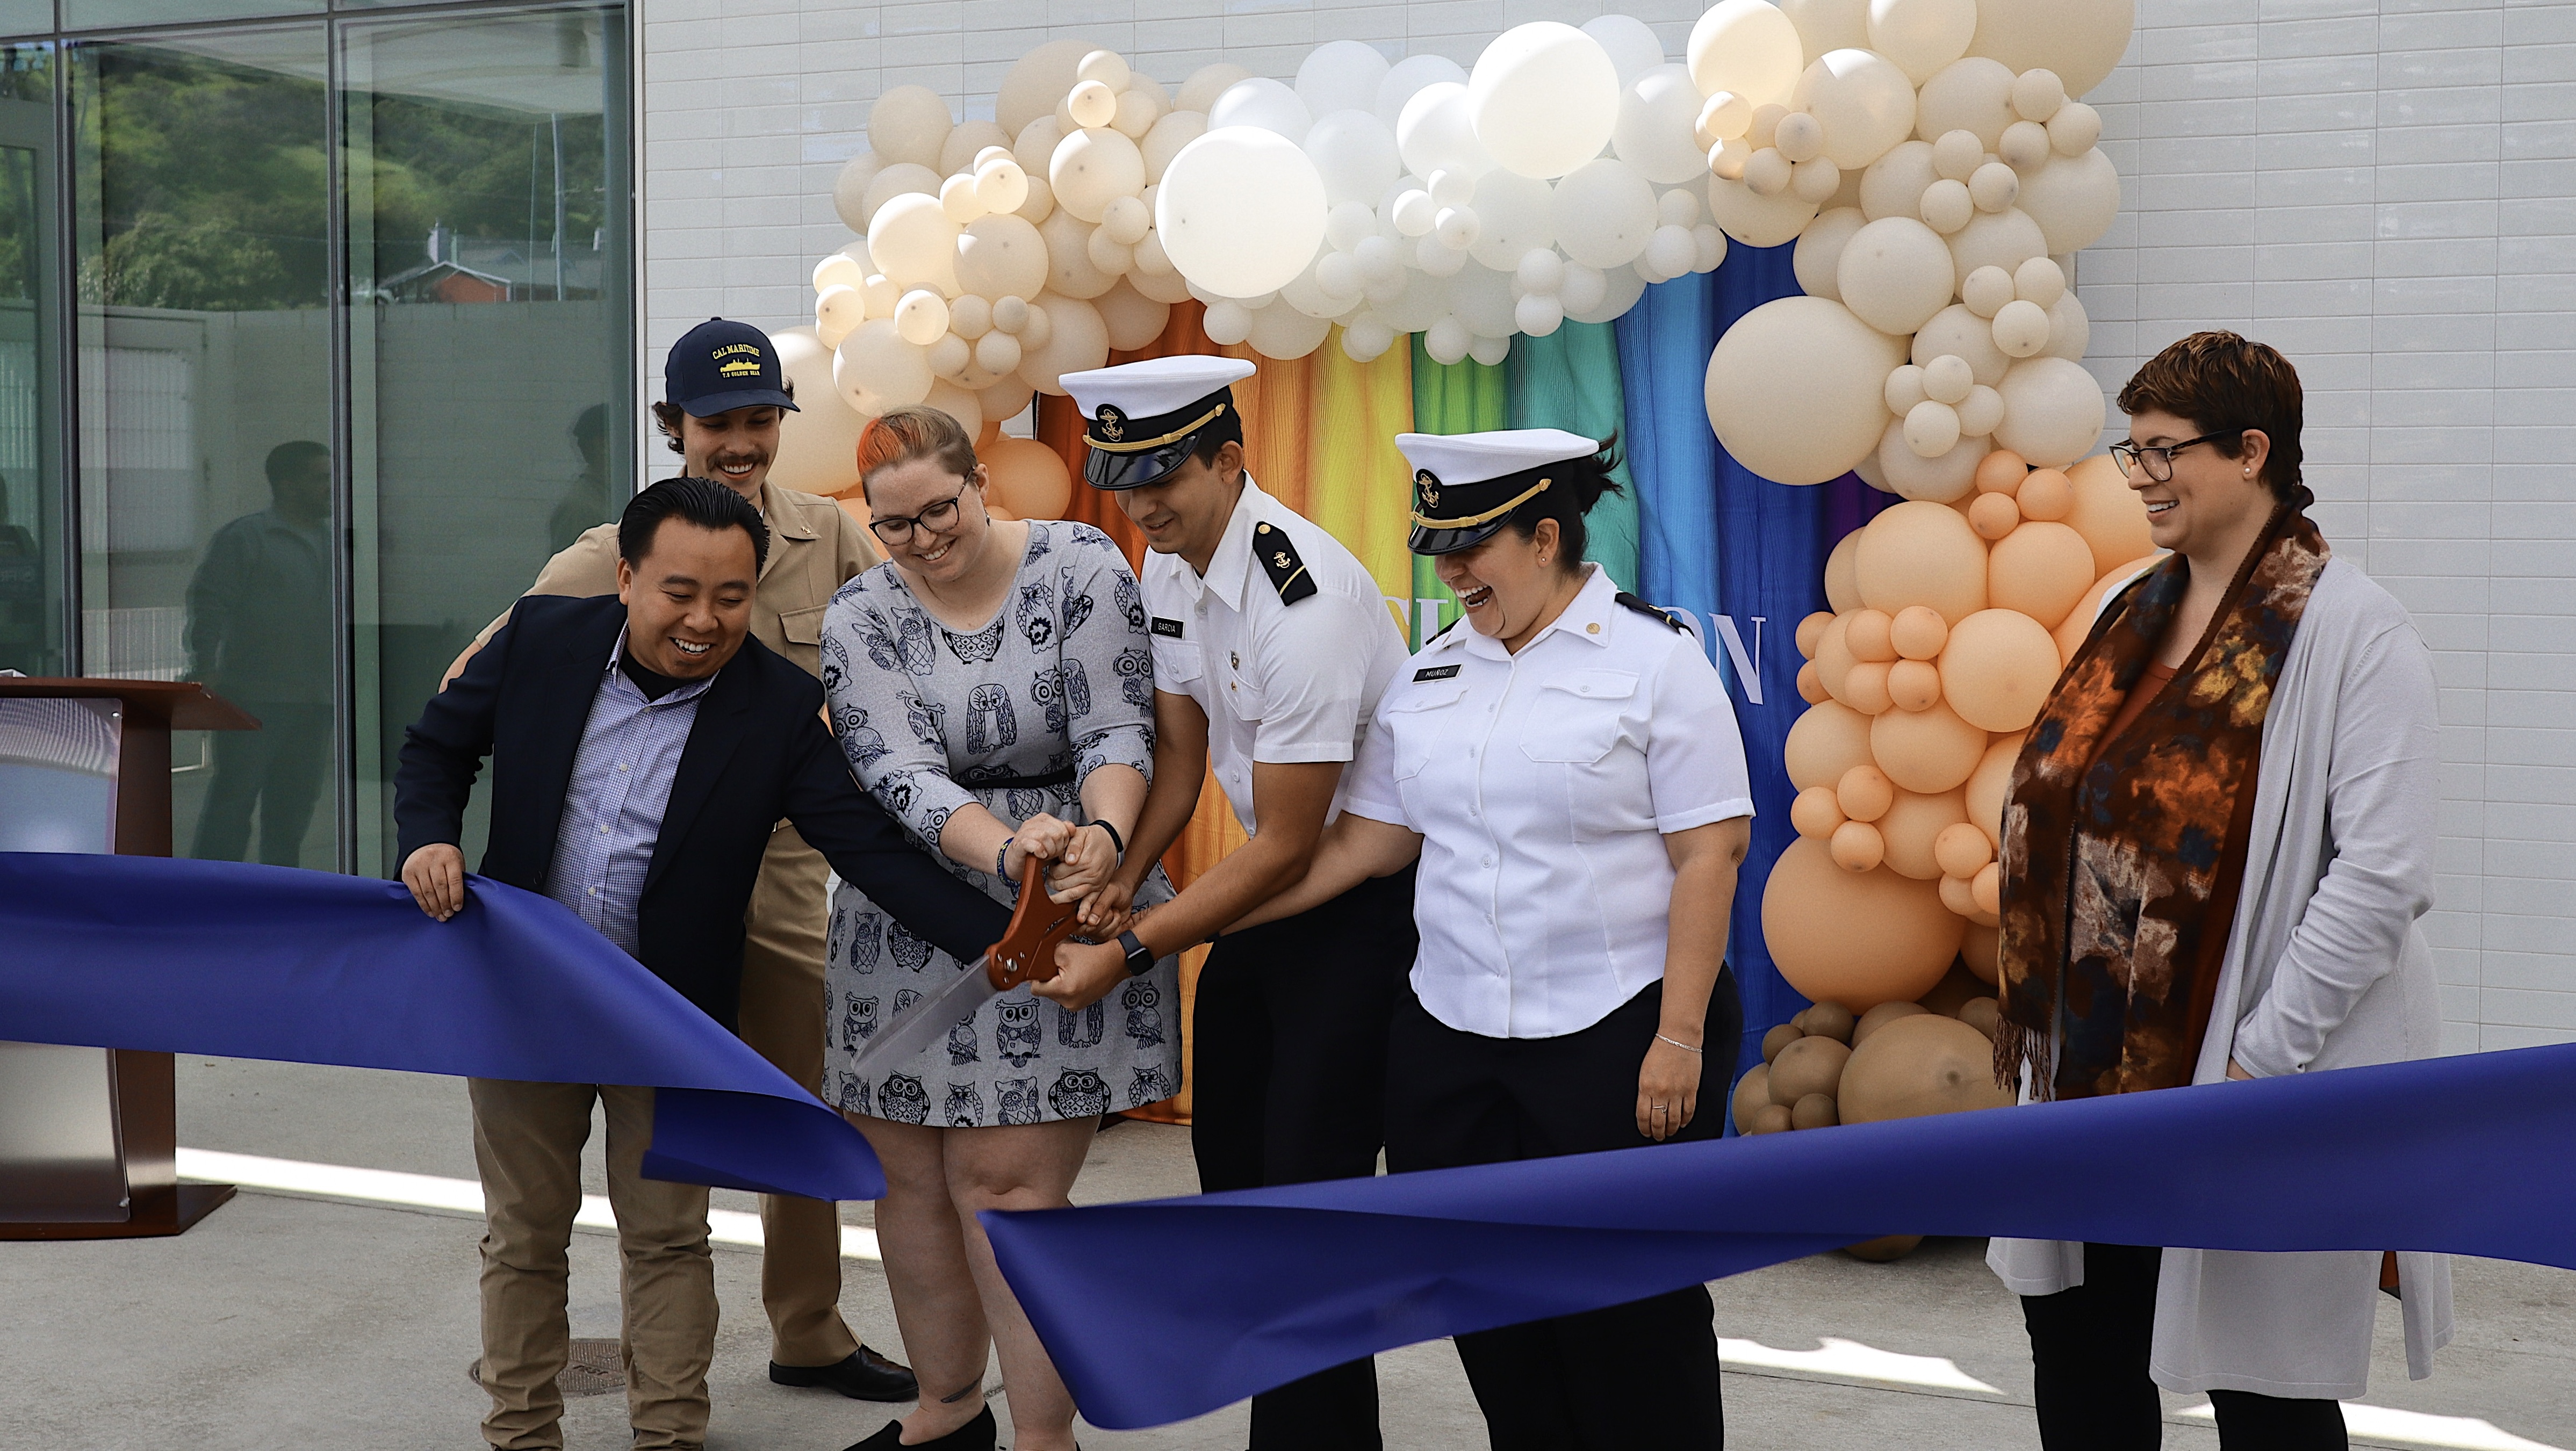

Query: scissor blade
844;963;997;1084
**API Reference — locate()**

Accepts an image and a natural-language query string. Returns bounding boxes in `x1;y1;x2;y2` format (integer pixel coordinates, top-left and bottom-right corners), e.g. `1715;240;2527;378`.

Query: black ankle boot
839;1404;997;1451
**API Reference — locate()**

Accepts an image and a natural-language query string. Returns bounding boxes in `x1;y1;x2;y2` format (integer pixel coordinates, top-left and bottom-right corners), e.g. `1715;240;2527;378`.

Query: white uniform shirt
1344;567;1756;1039
1142;475;1409;835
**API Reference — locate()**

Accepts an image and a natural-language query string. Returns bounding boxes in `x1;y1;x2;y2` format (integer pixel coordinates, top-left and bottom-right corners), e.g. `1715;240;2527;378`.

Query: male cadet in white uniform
1041;355;1413;1451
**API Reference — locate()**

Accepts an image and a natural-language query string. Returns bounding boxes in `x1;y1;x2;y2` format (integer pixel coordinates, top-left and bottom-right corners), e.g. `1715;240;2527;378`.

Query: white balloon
815;252;865;294
834;153;886;233
1913;55;2018;147
2042;289;2090;359
954;213;1050;301
2012;68;2067;122
1558;262;1607;314
1466;169;1555;270
1904;399;1962;457
1884;362;1929;414
834;318;934;414
1658;187;1706;228
1611;65;1709;185
1643;222;1697;279
1469;333;1513;366
1688;0;1805;108
1774;111;1826;164
1970;160;2021;212
1779;0;1869;63
1836;216;1956;336
1095;279;1172;350
770;327;873;490
1793;156;1844;204
1424;316;1471;365
1343;315;1399;361
1994;355;2109;467
1305;110;1405;206
1378;270;1452;331
894;289;951;346
1325;200;1377;252
1515;248;1566;295
1157;127;1331;298
1955;382;2004;436
1068;80;1118;131
1694;223;1729;272
1397;82;1496;181
1705;175;1821;248
868;192;962;297
1448;263;1517;337
1100;194;1153;246
1248;299;1333;359
1314;250;1365;300
1141;111;1208;183
1920;177;1975;234
2016;147;2121;253
1793;49;1919;171
870;84;953;169
1922;352;1974;403
1876;419;1987;501
1564;263;1645;324
1018;294;1111;394
1960;264;2014;318
1470;22;1621;180
861;163;944;233
1420;229;1472;275
997;39;1092;136
1390;189;1437;237
1744;147;1794;198
1866;0;1977;83
1991;298;2050;358
1354;234;1406;284
1551;158;1658;269
1966;0;2135;97
2013;255;2067;307
1040;207;1117;299
1298;40;1392;119
1176;62;1255;116
1581;15;1666;85
1050;127;1146;223
2047;100;2103;156
1211;78;1312;142
1912;302;2010;384
1705;295;1906;485
1201;298;1253;345
1859;139;1938;221
1791;206;1868;301
1377;54;1469;131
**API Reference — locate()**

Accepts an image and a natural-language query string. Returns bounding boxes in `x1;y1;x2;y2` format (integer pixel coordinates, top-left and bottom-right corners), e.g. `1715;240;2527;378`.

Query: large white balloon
1837;216;1956;335
833;153;884;234
1247;300;1333;359
1396;81;1496;181
1296;39;1391;120
1876;418;1988;501
834;319;934;415
2042;291;2091;360
1913;302;2011;385
1048;127;1146;223
1466;168;1556;270
953;213;1049;300
1157;127;1330;298
1584;15;1666;83
1689;0;1805;107
1792;205;1869;300
1914;56;2017;146
1176;62;1255;117
1994;355;2109;467
861;162;943;232
1376;270;1451;332
1706;175;1821;248
997;38;1093;136
1470;23;1621;179
1377;54;1469;130
1705;295;1906;485
1211;78;1313;143
1612;64;1710;185
1866;0;1977;83
1793;49;1919;170
1141;111;1207;184
1967;0;2136;97
1778;0;1868;63
868;192;962;297
1039;207;1118;299
771;327;871;492
1550;158;1658;269
1018;294;1111;394
1094;279;1173;350
1305;109;1405;206
2015;147;2121;253
1564;263;1647;325
1447;263;1517;337
870;85;953;169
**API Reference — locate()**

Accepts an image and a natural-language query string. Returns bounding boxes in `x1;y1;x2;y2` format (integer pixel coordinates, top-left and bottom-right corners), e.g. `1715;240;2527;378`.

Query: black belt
960;765;1077;790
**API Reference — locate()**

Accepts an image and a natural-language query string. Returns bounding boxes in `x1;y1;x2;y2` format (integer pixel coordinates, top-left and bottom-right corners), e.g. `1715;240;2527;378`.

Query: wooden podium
0;677;260;1239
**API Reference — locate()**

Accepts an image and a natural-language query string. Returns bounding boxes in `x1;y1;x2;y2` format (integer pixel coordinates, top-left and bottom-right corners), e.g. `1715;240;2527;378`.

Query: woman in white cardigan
1988;331;2450;1451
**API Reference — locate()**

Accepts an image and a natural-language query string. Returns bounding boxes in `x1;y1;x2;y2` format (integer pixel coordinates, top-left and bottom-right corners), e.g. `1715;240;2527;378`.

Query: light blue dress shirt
543;628;713;956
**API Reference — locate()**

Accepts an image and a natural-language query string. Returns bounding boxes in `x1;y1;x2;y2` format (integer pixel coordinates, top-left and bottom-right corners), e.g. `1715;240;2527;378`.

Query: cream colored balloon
939;120;1014;178
1969;160;2020;212
2016;147;2121;254
1791;206;1868;302
868;192;962;297
1966;0;2135;97
1998;118;2053;170
1837;216;1956;335
1918;178;1974;234
1092;278;1171;351
893;290;951;347
1039;207;1118;300
1921;352;1974;405
954;213;1050;301
1857;499;1988;623
1946;206;2049;285
939;172;989;225
815;284;866;345
1141;111;1207;185
1177;62;1256;116
870;84;953;169
1956;382;2005;437
1689;0;1807;109
1879;422;1987;503
973;329;1023;377
1912;55;2017;147
1016;293;1110;394
1792;48;1919;170
1991;297;2052;357
833;318;934;415
2048;100;2103;155
1867;0;1977;83
1995;356;2110;468
1706;175;1821;247
1704;295;1904;485
1938;607;2062;732
1779;0;1868;63
998;38;1095;136
1014;116;1066;177
923;380;985;442
1050;127;1146;224
1905;400;1962;458
1248;299;1333;359
1067;80;1118;131
768;327;872;495
861;162;944;233
833;152;886;234
1858;139;1938;221
1824;528;1864;612
2043;292;2091;360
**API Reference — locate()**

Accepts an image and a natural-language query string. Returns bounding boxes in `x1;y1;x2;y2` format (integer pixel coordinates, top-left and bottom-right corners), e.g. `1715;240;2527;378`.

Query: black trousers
2023;1243;2349;1451
1192;864;1419;1451
191;699;332;867
1384;970;1742;1451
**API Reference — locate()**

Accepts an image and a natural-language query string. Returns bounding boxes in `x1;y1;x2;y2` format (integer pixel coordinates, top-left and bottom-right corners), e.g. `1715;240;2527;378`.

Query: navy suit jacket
394;593;1009;1028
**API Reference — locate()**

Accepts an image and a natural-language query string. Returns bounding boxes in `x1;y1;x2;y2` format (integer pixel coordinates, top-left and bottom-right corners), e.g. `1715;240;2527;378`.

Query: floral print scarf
1995;497;2329;1101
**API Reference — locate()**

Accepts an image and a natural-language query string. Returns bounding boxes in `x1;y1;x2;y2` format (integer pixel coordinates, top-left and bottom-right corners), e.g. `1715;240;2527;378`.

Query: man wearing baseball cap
449;320;913;1419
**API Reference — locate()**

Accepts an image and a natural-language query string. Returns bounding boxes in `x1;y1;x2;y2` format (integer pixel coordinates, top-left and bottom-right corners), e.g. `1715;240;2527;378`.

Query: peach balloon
2063;451;2155;576
1963;730;2024;849
2017;467;2073;520
1831;820;1887;872
2054;553;2162;662
1786;701;1877;790
1933;821;1994;878
1968;490;2019;540
1961;921;2000;984
1939;607;2063;733
1888;658;1943;711
1972;861;2002;915
1939;872;1979;918
1792;784;1850;839
1837;763;1895;822
1769;1036;1852;1106
1870;697;1987;793
1973;447;2026;495
1987;519;2095;629
1815;612;1859;704
1824;529;1863;612
1844;659;1895;714
1856;500;1989;624
1878;786;1968;880
1846;608;1896;662
1796;609;1835;658
1838;1013;2014;1124
1762;838;1968;1013
1890;604;1948;660
1797;660;1831;704
983;435;1073;519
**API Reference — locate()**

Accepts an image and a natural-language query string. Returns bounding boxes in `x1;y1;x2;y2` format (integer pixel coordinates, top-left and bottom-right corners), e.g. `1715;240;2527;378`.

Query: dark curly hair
1498;435;1625;573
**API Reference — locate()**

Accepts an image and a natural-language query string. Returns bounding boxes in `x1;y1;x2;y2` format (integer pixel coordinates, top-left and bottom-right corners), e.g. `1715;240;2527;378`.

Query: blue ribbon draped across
988;1043;2576;1429
0;852;882;1201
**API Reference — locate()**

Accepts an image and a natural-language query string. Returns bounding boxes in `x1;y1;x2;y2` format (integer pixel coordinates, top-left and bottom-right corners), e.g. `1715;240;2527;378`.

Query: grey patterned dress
819;519;1181;1127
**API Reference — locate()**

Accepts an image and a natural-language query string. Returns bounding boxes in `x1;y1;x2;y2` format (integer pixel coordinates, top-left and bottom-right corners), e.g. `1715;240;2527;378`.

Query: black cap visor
678;387;798;417
1084;431;1205;490
1409;517;1510;556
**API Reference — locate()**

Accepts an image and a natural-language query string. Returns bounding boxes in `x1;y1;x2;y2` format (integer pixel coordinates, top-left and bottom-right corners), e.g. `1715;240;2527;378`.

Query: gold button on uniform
1586;622;1600;634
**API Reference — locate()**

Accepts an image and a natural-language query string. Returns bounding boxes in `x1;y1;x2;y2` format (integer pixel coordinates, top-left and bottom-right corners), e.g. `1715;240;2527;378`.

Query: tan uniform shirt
471;481;877;677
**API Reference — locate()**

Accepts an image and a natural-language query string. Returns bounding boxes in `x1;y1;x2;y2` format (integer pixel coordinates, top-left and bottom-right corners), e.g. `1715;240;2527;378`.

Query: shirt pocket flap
1540;669;1639;703
1520;670;1638;763
779;603;828;646
1151;637;1203;684
1389;679;1472;712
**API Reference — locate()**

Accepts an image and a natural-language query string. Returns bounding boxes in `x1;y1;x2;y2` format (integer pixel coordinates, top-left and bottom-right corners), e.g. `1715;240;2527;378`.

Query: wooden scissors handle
983;854;1082;991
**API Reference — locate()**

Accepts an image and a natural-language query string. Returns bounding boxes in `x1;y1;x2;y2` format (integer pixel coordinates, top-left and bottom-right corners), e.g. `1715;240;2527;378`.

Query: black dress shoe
839;1404;996;1450
770;1344;919;1402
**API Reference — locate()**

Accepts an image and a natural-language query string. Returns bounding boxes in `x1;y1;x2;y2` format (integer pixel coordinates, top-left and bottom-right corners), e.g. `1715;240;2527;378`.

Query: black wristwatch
1117;929;1156;976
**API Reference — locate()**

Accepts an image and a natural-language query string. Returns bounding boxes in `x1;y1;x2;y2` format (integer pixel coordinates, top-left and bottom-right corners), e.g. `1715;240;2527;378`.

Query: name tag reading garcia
1151;618;1185;639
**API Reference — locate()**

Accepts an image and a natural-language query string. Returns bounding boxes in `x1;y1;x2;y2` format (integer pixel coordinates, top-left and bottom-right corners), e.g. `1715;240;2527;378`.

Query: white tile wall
636;0;2576;1052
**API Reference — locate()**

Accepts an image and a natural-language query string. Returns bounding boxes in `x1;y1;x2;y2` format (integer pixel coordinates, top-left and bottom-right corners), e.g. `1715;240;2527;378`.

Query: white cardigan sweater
1988;555;2456;1398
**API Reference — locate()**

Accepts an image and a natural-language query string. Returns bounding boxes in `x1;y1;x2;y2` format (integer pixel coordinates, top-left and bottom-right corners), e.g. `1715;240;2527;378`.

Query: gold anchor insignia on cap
1095;405;1126;442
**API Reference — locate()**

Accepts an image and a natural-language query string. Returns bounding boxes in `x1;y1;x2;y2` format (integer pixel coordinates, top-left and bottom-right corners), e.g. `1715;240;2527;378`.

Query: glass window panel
0;4;51;41
0;43;61;678
71;27;337;870
63;1;325;30
342;5;628;876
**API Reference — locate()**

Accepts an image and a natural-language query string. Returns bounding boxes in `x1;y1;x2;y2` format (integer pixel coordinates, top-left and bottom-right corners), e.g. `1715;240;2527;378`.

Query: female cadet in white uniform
1241;429;1754;1451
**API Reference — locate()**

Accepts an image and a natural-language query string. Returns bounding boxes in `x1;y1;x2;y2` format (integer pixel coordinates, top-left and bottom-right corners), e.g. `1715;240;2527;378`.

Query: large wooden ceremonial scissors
840;856;1085;1080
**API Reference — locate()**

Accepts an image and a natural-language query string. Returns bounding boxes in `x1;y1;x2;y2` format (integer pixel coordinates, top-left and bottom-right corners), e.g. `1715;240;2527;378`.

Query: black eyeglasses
868;481;972;545
2109;431;2234;483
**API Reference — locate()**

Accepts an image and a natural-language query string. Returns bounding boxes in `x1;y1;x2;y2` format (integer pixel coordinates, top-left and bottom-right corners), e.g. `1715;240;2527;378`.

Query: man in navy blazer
394;478;1008;1451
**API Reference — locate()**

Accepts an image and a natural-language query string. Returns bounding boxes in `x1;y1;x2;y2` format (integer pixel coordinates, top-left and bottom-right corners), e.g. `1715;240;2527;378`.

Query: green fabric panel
1505;321;1638;592
1404;337;1510;647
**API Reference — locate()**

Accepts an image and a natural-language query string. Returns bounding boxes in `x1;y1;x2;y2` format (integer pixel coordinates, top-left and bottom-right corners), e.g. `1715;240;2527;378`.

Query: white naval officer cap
1061;355;1258;490
1394;428;1602;556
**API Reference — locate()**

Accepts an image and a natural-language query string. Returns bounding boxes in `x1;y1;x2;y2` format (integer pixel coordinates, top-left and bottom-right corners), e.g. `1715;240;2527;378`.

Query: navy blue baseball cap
665;317;800;417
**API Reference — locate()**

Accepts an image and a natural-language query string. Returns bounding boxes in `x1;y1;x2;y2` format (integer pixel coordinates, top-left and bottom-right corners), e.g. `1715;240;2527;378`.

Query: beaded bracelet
1653;1033;1703;1055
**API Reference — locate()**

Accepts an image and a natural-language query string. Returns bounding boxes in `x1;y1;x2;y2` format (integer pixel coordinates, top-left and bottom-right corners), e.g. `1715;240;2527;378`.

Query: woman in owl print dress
819;407;1179;1451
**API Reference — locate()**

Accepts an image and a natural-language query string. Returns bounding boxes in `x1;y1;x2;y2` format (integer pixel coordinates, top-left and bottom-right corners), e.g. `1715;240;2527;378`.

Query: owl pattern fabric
818;519;1182;1124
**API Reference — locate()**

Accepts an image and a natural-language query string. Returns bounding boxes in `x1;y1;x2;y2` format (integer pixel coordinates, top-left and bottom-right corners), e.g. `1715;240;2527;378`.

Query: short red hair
855;405;978;498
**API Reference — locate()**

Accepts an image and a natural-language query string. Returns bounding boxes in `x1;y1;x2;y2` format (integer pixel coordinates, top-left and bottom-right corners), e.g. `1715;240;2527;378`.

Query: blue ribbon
986;1044;2576;1430
0;852;881;1201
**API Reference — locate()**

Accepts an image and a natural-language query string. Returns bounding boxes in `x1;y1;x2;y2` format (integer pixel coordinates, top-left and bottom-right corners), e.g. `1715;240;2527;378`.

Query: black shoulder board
1423;615;1462;645
1614;591;1690;633
1252;522;1317;605
1413;663;1462;681
1150;617;1185;638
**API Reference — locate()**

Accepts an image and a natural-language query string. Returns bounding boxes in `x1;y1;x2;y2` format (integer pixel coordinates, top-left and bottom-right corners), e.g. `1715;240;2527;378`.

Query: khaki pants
468;1080;715;1451
735;822;863;1368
